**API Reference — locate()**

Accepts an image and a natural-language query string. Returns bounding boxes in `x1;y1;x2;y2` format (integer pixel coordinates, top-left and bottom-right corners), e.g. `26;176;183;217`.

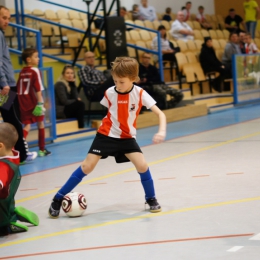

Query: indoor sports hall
1;0;260;259
1;103;260;260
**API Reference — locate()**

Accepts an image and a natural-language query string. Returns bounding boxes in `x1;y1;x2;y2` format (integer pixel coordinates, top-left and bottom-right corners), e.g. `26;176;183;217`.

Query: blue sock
139;168;155;200
55;166;86;199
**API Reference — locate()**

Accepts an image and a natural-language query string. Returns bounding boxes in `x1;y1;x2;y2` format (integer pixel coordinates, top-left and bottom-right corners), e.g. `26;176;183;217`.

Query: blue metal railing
12;0;164;80
8;22;43;67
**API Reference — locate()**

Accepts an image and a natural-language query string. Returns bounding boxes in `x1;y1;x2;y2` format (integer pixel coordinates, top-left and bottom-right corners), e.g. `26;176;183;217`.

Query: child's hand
32;103;46;116
153;131;166;144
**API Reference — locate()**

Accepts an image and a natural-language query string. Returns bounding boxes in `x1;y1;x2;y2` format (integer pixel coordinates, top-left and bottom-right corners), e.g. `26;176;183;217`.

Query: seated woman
55;65;85;128
151;25;180;64
199;37;228;92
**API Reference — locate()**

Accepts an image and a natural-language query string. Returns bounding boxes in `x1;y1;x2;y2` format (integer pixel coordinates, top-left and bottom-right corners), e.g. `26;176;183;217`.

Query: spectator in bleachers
239;31;246;53
182;1;192;21
196;6;212;30
244;32;259;53
119;7;127;18
138;52;183;110
222;32;241;84
131;4;143;21
55;65;85;128
243;0;259;39
225;8;245;34
139;0;157;21
199;37;227;92
162;7;172;22
170;11;194;41
78;52;114;101
152;25;180;63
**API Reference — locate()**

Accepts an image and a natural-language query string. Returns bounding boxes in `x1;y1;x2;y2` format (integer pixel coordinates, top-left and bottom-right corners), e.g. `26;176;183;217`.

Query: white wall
5;0;215;15
5;0;135;13
133;0;215;14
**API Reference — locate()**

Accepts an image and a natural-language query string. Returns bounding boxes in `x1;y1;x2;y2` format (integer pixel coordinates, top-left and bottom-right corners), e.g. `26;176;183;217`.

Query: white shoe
26;152;38;162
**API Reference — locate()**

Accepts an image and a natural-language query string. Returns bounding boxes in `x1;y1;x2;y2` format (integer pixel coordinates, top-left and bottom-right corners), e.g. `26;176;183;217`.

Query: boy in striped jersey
48;57;166;217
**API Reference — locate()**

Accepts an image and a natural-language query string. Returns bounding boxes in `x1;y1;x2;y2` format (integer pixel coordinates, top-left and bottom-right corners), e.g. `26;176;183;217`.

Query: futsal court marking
1;131;260;249
1;234;254;259
1;195;260;250
20;116;260;178
16;130;260;204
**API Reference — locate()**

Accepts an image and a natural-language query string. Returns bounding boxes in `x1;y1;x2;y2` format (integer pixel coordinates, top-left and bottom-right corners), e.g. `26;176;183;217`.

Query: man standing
170;11;194;42
78;51;113;100
0;6;37;163
139;0;157;22
243;0;259;39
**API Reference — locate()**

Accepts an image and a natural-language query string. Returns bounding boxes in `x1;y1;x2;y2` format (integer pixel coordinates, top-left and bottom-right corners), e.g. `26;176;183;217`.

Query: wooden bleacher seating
68;10;81;20
201;29;210;38
153;20;161;30
160;20;171;30
193;21;201;30
129;30;142;41
134;20;145;29
45;9;58;21
209;29;218;40
194;39;203;50
186;21;194;30
212;39;221;50
222;30;230;40
56;9;69;20
186;40;198;54
193;29;203;40
143;20;154;30
176;40;188;53
40;22;53;47
139;29;152;41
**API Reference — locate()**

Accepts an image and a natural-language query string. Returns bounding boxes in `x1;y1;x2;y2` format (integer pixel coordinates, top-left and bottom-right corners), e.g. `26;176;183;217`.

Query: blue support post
20;0;27;49
36;31;43;68
232;54;238;105
46;67;57;139
157;31;164;82
14;0;22;64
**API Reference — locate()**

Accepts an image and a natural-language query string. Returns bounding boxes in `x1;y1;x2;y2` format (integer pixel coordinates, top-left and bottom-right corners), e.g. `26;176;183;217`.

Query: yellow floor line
1;196;260;248
16;130;260;204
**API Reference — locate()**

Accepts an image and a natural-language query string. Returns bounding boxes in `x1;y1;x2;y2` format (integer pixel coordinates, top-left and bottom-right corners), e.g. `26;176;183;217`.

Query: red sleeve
32;69;42;93
0;162;11;188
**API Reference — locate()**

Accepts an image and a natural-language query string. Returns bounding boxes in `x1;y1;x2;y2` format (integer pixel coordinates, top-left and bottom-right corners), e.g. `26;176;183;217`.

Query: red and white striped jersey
17;67;44;112
98;85;156;139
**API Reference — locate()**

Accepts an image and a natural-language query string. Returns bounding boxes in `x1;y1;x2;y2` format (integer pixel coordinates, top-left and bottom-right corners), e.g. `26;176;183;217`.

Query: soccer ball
62;192;87;217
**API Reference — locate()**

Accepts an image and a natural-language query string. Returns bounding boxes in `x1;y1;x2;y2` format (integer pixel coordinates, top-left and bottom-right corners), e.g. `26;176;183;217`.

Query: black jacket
199;43;222;74
138;63;161;86
54;80;79;118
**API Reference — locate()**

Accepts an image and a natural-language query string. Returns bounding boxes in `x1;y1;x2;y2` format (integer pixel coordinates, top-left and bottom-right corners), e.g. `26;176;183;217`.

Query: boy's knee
137;163;149;173
81;161;94;174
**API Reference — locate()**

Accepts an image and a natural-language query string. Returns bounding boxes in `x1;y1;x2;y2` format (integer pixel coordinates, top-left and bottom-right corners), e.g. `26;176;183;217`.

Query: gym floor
1;104;260;260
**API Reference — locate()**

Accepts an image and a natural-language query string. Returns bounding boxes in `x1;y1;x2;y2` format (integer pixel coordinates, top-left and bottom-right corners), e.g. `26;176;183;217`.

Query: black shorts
88;133;142;163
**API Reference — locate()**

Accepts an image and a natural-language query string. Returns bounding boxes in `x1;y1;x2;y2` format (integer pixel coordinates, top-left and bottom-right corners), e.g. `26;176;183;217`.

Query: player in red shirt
0;122;39;236
48;57;167;218
17;48;51;157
